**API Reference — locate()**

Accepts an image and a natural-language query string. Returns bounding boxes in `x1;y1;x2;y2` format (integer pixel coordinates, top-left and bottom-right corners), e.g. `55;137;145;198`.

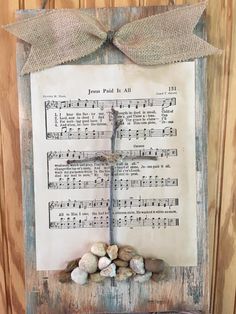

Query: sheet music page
31;63;197;270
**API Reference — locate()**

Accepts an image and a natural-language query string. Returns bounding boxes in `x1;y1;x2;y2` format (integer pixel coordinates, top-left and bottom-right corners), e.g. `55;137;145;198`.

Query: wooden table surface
0;1;235;314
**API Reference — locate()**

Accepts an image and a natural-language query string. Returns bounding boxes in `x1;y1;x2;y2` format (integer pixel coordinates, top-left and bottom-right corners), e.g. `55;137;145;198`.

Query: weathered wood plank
207;0;236;313
0;118;8;314
23;0;55;9
0;1;25;314
208;0;236;313
55;0;140;8
82;0;116;8
110;0;140;6
142;0;176;5
16;5;207;313
55;0;82;8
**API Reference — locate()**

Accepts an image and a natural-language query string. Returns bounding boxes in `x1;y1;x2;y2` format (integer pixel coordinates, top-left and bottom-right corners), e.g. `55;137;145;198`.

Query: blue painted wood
16;6;208;314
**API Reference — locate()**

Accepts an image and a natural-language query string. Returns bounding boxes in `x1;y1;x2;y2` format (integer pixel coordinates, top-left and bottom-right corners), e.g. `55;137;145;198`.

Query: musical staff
45;97;176;110
48;197;179;210
46;127;177;140
47;148;178;161
48;176;178;190
49;215;180;229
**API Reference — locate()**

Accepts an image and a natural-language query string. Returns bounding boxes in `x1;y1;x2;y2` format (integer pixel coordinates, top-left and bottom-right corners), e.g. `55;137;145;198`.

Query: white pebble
98;256;111;270
71;267;88;285
100;263;116;277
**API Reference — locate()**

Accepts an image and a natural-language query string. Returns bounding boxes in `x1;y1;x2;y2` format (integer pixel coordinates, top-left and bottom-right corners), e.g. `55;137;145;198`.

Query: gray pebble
130;255;145;274
144;258;165;273
151;265;170;282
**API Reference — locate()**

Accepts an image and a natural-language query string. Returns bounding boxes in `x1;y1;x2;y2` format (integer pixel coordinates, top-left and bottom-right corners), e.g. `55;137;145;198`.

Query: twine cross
67;109;158;245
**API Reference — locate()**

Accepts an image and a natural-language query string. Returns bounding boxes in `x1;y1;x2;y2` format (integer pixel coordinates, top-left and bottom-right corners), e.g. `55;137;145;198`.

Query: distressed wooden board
1;1;236;314
16;6;208;314
206;1;236;314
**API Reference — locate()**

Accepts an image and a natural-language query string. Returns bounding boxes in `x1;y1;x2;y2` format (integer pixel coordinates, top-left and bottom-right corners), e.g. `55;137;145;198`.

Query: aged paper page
31;63;197;270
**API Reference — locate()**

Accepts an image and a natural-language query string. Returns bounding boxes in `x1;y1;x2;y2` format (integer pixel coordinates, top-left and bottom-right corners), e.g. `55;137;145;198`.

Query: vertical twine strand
108;109;120;245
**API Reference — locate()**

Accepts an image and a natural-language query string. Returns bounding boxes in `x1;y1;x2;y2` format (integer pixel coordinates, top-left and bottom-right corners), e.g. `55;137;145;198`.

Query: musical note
45;97;176;110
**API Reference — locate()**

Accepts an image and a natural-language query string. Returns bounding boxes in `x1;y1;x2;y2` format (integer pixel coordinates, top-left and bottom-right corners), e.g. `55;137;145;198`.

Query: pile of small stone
58;242;169;285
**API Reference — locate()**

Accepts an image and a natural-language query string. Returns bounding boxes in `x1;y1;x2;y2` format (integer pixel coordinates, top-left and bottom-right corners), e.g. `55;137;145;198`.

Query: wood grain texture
0;1;25;314
23;0;55;9
207;0;236;313
0;0;235;314
0;118;8;314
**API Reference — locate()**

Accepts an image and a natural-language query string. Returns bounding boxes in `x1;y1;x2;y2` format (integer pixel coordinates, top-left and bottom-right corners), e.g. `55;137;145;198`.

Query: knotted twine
3;2;219;75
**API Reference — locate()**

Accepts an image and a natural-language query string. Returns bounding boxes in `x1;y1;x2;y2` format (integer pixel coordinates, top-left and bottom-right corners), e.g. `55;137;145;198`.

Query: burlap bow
3;2;219;75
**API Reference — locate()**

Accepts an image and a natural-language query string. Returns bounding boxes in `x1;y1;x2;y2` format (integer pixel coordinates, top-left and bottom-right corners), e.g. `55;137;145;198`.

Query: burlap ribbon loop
3;2;220;75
